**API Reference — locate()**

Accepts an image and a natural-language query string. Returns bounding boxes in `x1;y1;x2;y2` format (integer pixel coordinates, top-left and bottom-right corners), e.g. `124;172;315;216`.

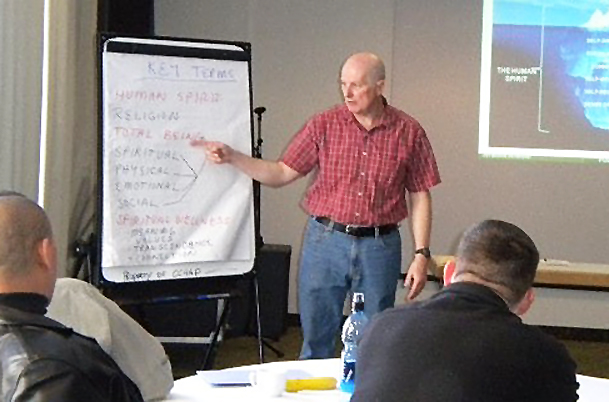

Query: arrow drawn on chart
164;155;205;206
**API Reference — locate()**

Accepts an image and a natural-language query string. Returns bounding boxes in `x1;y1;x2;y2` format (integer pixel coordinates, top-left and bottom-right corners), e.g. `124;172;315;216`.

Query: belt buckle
345;224;354;235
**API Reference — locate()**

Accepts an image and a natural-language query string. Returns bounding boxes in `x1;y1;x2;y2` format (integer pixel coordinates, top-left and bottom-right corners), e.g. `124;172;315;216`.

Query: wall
155;0;609;315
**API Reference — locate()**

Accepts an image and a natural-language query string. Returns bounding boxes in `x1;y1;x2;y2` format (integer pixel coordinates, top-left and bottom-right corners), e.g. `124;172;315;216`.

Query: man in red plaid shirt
193;52;441;359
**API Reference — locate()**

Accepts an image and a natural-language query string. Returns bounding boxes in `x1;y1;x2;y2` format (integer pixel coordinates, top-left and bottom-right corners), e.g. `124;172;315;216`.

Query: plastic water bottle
339;292;369;394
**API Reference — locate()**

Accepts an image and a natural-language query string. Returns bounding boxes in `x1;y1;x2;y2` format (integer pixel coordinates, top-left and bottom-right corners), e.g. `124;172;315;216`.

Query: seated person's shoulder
1;321;143;402
47;278;174;401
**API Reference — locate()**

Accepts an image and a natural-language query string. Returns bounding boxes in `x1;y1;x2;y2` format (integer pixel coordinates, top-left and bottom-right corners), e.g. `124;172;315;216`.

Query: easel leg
201;297;231;370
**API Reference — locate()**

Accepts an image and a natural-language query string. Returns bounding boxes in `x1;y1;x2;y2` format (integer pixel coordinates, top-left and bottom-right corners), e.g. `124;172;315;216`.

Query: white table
163;358;609;401
164;359;350;401
578;374;609;402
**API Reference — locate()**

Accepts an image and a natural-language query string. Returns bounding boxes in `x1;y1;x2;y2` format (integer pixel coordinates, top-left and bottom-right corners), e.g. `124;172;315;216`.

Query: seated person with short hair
352;219;579;402
0;192;144;401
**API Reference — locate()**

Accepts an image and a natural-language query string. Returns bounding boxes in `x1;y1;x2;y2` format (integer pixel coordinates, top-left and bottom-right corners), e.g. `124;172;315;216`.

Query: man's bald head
341;52;386;86
0;192;53;277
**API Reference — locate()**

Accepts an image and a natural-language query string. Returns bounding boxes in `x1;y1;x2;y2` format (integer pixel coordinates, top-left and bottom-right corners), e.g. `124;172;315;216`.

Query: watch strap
415;247;431;259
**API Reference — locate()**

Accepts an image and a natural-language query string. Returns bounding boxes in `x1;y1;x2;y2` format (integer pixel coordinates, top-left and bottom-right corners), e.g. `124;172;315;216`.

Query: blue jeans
298;217;402;359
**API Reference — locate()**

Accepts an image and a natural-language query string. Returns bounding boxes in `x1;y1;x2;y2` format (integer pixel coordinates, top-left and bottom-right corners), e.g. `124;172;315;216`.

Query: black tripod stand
70;233;96;280
251;106;285;362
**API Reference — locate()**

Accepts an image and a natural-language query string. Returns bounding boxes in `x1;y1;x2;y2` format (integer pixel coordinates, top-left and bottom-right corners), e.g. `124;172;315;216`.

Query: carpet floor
171;326;609;380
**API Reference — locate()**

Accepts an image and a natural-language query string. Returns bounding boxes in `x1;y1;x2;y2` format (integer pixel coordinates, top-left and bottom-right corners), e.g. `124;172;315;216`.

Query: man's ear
376;79;385;96
513;288;535;316
37;238;57;274
35;238;57;299
443;260;456;286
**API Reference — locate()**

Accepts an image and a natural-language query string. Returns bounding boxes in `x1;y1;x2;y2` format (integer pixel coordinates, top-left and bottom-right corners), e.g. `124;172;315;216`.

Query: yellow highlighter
285;377;338;392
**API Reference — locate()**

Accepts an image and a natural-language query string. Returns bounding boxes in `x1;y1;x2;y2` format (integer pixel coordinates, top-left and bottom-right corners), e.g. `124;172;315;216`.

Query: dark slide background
489;24;609;153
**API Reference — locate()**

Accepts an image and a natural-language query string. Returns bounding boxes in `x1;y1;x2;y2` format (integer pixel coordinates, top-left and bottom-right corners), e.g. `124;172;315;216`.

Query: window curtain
0;0;98;276
0;0;44;197
41;0;99;276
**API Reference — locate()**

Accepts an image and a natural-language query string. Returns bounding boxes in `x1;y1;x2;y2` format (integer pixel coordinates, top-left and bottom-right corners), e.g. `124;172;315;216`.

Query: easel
91;35;282;370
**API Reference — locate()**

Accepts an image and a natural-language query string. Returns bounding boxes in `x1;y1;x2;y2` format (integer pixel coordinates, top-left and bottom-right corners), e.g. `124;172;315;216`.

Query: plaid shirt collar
337;102;398;131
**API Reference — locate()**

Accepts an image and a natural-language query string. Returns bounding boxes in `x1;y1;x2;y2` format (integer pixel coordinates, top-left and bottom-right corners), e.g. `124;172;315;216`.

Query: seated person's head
0;191;57;299
447;219;539;315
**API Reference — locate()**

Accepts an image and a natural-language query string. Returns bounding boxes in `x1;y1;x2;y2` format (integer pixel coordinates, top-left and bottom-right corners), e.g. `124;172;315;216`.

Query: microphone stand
252;106;266;249
253;107;265;157
250;106;284;362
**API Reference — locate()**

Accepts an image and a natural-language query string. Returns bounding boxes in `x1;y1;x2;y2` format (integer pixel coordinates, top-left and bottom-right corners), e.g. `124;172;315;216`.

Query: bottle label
341;360;356;383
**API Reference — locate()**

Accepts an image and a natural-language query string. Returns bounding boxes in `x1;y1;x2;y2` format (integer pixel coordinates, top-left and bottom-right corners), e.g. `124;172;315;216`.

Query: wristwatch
415;247;431;259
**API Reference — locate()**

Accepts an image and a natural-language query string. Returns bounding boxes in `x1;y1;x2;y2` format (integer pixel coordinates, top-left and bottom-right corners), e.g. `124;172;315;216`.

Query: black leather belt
315;216;397;237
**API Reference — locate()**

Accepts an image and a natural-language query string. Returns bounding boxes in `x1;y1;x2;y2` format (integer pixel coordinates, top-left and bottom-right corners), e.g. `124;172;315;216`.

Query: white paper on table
196;367;320;387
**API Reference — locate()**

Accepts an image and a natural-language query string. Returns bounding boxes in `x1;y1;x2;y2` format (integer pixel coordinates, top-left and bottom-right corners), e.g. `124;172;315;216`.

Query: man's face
340;60;382;116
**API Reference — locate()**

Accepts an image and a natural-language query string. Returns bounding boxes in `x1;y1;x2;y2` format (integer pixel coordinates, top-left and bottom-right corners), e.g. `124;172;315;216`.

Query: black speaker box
227;244;292;340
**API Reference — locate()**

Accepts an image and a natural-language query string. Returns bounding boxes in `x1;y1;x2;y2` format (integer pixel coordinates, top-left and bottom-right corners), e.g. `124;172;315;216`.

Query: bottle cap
352;292;365;312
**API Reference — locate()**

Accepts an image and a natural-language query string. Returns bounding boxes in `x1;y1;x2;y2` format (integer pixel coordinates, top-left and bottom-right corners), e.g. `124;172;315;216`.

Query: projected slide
480;0;609;163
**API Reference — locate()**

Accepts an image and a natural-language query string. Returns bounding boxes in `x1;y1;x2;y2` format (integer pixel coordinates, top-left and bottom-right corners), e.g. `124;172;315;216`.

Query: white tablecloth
163;358;609;402
164;359;348;401
577;374;609;402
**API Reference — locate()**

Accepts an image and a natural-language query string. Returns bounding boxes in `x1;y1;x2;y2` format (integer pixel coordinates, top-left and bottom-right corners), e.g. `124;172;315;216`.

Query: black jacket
0;294;144;402
352;282;579;402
